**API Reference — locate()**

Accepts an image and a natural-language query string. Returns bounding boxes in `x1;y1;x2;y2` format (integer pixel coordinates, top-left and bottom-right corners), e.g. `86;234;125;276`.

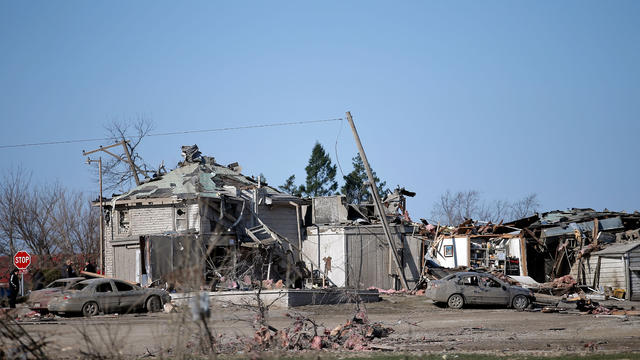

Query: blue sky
1;1;639;220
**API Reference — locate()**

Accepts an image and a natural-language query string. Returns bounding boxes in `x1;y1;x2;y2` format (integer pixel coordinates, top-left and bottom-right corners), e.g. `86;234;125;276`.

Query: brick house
101;146;307;287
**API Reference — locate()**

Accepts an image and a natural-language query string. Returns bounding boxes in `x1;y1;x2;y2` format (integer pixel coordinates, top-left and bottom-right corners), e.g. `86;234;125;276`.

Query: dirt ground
13;295;640;358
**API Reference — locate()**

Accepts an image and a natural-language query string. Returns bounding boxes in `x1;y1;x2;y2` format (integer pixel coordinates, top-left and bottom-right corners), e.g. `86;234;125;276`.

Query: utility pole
345;111;409;290
83;141;143;186
85;157;104;273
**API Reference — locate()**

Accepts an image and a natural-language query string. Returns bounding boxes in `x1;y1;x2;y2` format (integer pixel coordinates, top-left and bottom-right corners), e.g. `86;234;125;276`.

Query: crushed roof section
114;154;285;202
594;241;640;255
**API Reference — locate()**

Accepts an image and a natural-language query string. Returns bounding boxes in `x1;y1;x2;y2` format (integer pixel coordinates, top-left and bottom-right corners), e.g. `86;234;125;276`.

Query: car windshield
69;283;89;291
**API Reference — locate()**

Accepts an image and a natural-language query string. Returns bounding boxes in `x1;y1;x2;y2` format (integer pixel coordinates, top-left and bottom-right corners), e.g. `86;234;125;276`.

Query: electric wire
0;117;343;149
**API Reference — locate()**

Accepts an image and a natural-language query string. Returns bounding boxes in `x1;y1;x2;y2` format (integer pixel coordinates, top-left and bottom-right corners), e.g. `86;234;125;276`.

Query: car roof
452;271;500;278
57;277;86;282
77;278;113;285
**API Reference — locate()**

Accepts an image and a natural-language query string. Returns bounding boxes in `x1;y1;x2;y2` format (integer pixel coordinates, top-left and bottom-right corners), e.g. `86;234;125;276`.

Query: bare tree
52;190;99;257
478;199;516;223
100;116;154;192
0;168;28;256
431;190;481;225
12;183;61;262
431;190;541;225
510;193;540;220
0;168;98;263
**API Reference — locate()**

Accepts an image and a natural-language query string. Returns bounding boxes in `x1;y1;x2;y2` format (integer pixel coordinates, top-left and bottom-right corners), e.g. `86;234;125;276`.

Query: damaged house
430;221;528;277
426;208;640;300
302;189;426;290
102;145;308;289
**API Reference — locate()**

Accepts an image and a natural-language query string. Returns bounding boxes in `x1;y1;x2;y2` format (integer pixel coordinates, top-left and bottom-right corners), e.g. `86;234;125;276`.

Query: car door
113;280;144;312
458;275;481;304
94;281;119;313
478;275;510;305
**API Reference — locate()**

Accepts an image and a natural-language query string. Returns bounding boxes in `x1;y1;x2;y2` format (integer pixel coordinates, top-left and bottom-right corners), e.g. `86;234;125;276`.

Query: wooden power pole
83;140;142;186
85;157;104;273
345;111;409;290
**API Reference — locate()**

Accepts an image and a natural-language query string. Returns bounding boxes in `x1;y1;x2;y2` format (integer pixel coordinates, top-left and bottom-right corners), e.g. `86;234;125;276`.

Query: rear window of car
96;282;114;293
114;281;135;292
46;281;66;288
70;283;89;291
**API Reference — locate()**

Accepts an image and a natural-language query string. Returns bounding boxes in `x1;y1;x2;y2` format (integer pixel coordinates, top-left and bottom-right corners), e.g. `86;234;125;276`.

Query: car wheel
512;295;530;310
447;294;464;309
146;296;162;313
82;301;99;317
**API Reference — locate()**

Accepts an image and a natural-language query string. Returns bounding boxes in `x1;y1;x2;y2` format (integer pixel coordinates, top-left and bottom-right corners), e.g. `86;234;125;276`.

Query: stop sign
13;251;31;270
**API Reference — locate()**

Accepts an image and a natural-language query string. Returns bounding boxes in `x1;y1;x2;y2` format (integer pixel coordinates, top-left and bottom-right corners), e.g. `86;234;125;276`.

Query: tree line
277;142;388;204
430;190;540;226
0;169;98;262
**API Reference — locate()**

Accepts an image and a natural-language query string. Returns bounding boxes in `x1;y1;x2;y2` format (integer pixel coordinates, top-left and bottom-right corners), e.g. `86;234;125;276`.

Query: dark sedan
425;272;534;310
48;278;171;317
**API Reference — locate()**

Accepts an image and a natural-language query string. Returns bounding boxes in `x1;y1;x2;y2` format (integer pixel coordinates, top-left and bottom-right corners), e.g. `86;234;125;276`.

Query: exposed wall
630;249;640;300
435;237;469;268
344;226;405;289
258;204;300;250
303;225;418;289
303;227;346;286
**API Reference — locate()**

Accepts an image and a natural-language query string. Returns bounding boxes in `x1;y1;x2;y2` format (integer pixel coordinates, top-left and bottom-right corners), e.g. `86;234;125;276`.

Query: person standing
83;261;96;277
64;259;76;278
8;268;20;308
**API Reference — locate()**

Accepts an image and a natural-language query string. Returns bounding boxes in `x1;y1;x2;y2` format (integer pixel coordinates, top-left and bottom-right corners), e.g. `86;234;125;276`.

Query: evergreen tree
341;153;388;204
300;142;338;197
278;174;302;197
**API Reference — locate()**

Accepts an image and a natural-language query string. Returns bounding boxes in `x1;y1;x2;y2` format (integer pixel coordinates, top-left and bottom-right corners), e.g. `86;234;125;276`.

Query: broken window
461;275;478;286
114;281;134;292
96;282;114;293
176;206;187;231
118;210;130;234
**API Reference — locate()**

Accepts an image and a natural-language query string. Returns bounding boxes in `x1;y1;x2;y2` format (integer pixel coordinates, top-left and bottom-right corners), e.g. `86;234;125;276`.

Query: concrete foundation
170;288;380;308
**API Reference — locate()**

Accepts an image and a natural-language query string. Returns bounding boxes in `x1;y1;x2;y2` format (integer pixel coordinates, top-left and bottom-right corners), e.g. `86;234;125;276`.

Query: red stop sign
13;251;31;270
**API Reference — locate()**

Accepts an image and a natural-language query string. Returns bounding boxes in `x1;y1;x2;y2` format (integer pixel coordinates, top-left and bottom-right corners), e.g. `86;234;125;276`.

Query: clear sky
1;1;639;220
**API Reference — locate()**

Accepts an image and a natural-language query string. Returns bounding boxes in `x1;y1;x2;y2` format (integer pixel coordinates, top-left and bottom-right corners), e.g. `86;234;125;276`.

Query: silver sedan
425;272;534;310
48;278;171;317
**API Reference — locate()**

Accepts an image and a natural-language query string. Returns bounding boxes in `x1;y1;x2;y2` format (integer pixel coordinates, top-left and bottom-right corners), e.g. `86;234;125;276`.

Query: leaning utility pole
83;140;142;186
83;140;148;273
85;157;104;273
345;111;409;290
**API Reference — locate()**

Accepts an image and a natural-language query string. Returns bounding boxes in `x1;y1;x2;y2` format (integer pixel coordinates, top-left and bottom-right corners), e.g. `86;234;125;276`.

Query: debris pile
250;308;393;352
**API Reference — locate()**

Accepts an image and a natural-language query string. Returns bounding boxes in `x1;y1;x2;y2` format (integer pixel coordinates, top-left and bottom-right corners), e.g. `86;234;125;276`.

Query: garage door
113;245;139;283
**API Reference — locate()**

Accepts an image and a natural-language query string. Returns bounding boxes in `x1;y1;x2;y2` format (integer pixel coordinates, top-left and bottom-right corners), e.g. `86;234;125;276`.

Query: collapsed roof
106;145;300;204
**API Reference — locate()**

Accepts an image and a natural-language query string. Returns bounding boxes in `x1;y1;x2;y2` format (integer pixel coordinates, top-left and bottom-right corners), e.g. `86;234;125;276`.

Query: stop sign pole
13;250;31;296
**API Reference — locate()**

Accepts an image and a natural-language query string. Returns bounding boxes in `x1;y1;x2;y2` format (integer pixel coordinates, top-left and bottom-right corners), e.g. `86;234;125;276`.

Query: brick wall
104;204;200;277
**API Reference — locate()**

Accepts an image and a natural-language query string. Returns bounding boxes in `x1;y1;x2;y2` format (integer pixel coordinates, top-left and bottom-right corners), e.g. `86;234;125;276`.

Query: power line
0;118;343;149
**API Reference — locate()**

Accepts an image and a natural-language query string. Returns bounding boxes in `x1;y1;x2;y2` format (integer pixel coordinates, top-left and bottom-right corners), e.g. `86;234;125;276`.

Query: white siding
435;237;469;268
303;227;346;287
187;203;199;231
597;256;626;290
629;249;640;300
130;207;174;235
